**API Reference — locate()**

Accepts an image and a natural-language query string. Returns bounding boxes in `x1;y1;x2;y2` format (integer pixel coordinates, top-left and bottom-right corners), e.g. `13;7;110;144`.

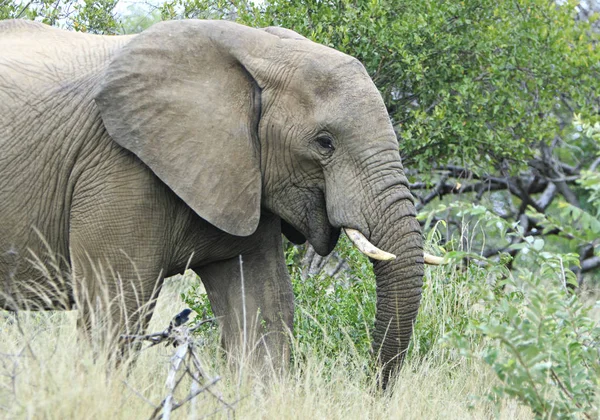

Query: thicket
2;0;599;416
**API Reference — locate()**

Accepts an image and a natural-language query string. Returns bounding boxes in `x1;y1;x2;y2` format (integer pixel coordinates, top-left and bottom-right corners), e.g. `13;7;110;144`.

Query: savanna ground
2;218;599;419
0;262;532;419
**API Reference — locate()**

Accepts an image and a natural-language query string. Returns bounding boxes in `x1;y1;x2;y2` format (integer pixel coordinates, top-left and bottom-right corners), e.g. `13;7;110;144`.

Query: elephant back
0;21;132;100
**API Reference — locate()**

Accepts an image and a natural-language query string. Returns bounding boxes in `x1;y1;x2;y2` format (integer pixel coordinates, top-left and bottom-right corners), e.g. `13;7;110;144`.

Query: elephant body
0;19;424;384
0;20;293;360
1;22;133;308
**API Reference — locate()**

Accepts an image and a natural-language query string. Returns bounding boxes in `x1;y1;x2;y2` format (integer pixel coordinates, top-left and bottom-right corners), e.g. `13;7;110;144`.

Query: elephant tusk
343;228;396;261
424;253;445;265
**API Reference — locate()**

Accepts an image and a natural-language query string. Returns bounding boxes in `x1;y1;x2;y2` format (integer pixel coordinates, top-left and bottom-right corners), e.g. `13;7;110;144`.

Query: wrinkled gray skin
0;19;423;385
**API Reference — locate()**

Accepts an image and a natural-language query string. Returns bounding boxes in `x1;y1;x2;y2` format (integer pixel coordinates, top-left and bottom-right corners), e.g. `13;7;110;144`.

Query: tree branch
582;256;600;273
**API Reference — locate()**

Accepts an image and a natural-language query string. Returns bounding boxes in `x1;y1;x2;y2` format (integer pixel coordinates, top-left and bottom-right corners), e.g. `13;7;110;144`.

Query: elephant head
96;20;433;385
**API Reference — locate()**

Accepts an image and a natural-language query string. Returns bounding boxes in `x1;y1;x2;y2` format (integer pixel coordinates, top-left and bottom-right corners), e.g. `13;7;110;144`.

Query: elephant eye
315;135;335;152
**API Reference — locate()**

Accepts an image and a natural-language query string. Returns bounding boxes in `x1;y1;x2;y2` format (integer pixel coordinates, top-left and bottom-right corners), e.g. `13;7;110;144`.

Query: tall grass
0;262;534;419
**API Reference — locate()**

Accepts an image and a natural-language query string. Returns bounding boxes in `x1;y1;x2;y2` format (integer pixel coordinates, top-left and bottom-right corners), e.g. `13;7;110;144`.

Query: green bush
183;235;377;370
431;204;600;418
476;272;600;418
288;236;376;367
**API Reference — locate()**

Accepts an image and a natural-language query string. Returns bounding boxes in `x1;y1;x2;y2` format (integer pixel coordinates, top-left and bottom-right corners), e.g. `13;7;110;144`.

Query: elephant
0;19;439;385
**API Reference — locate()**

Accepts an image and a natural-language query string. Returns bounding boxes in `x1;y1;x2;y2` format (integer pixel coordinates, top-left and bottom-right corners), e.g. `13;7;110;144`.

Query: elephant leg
69;239;164;350
195;216;294;374
68;199;167;352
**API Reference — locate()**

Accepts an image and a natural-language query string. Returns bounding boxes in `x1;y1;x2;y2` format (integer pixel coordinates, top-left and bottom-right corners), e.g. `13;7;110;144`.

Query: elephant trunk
367;195;424;388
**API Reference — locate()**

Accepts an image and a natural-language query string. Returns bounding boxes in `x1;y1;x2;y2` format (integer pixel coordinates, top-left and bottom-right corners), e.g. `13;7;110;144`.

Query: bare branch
120;310;233;420
582;256;600;273
589;157;600;172
535;182;557;211
415;174;449;210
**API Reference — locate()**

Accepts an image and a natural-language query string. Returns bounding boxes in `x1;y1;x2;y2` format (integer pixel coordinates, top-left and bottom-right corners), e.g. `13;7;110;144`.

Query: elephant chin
279;211;340;256
306;223;340;256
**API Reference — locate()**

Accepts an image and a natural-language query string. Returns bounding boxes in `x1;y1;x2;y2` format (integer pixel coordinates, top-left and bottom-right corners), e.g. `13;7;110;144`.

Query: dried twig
121;310;234;420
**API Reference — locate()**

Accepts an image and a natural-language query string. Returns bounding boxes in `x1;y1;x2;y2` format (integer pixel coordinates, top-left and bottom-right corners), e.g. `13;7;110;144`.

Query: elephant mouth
284;217;443;265
279;196;443;265
279;214;340;255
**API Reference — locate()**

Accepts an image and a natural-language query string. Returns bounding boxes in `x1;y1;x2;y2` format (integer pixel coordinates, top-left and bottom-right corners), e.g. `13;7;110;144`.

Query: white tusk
424;253;445;265
343;228;396;261
344;228;445;265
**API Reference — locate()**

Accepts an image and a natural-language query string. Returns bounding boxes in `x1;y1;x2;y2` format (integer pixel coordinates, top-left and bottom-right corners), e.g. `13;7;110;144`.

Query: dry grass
0;275;532;419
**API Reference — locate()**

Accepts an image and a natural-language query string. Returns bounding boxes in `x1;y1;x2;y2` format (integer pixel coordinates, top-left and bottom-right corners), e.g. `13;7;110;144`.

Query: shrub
432;204;600;418
183;236;377;371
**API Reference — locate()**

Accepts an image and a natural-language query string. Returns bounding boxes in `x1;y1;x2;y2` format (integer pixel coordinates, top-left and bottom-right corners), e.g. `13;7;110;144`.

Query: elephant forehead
289;45;368;87
283;60;379;116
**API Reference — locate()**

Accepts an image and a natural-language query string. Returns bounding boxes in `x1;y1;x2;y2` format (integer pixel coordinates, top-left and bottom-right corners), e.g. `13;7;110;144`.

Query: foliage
287;235;376;365
160;0;238;20
578;170;600;217
159;0;600;176
530;202;600;252
410;250;509;361
119;3;161;34
574;115;600;216
426;203;600;418
0;0;119;33
73;0;119;33
476;273;600;418
0;0;18;20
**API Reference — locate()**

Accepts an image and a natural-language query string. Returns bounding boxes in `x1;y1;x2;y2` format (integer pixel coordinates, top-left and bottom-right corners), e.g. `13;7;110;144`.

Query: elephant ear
96;20;279;236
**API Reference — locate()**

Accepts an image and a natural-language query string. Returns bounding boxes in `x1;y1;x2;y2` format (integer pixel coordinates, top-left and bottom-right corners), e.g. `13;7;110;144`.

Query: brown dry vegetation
0;273;533;419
